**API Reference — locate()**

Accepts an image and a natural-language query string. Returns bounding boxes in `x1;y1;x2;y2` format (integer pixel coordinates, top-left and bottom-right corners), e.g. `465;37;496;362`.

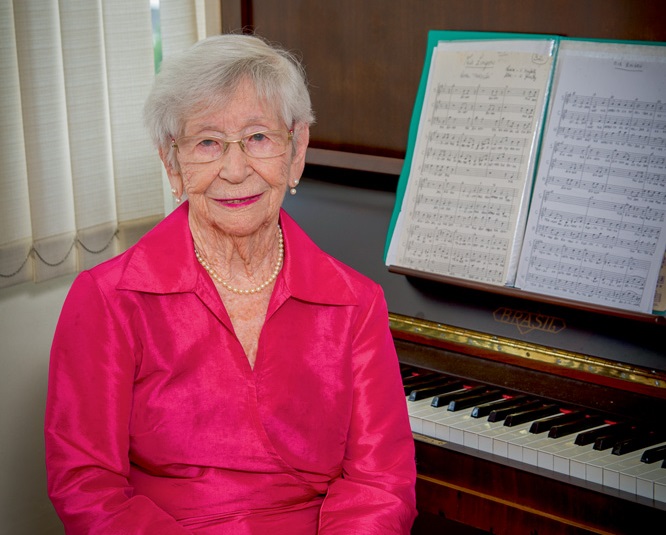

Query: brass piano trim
389;312;666;394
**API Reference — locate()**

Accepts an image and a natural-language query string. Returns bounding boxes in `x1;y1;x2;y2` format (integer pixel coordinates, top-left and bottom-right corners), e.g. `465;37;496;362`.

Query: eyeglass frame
170;129;294;163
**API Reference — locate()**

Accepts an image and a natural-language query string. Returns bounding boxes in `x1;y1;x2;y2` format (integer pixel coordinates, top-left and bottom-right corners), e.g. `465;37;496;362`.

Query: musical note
516;41;666;313
393;43;555;286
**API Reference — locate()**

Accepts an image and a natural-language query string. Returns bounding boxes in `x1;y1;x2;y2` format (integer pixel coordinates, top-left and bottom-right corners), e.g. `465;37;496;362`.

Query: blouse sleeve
44;272;191;534
317;285;418;534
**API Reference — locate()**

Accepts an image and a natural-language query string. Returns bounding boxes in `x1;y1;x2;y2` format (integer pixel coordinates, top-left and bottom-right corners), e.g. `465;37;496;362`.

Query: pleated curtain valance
0;0;216;289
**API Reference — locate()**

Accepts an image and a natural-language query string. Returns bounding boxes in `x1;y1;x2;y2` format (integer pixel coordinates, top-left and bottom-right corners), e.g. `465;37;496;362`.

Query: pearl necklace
194;226;284;295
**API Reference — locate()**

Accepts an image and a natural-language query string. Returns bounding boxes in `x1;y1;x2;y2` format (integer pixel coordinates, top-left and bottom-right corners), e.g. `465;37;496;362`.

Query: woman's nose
216;142;249;182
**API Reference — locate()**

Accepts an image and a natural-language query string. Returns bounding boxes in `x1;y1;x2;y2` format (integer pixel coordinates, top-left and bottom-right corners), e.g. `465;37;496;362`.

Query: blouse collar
117;202;357;307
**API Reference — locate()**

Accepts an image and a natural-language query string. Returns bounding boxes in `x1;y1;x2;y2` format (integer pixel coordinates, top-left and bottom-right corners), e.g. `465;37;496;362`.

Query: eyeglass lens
176;131;291;162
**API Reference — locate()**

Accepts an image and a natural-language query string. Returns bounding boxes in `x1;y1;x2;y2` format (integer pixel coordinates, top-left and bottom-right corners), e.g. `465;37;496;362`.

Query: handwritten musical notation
390;42;555;285
516;40;666;314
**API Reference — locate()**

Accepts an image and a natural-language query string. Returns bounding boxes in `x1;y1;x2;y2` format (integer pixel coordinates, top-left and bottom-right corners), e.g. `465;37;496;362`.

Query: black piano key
593;424;643;451
403;375;449;396
431;385;486;408
402;370;439;387
548;414;606;438
504;404;560;427
574;421;631;446
612;430;666;456
408;380;464;401
488;399;542;423
447;389;503;412
471;395;529;419
641;443;666;464
529;410;585;434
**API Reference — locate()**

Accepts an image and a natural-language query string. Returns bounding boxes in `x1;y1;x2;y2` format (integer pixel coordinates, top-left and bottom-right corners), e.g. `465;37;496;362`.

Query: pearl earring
290;179;300;196
171;188;181;203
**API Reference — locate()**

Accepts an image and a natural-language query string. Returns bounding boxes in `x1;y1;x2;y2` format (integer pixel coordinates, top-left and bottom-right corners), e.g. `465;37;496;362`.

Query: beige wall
0;274;72;534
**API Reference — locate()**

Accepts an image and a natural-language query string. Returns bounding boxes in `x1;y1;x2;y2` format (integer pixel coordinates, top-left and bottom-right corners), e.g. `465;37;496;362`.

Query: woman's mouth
216;193;262;207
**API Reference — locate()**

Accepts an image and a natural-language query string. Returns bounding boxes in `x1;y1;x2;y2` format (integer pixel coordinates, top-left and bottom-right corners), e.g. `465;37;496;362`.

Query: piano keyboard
403;365;666;506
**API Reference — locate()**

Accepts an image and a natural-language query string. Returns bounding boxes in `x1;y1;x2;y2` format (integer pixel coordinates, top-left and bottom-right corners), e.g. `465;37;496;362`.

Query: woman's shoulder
75;205;191;293
69;245;137;297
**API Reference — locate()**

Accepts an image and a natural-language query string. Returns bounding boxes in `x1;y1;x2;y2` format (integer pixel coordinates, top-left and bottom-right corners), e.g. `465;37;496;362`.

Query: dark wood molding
224;0;666;158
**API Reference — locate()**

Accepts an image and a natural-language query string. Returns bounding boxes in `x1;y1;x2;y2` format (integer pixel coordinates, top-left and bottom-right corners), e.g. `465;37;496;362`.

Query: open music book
385;31;666;317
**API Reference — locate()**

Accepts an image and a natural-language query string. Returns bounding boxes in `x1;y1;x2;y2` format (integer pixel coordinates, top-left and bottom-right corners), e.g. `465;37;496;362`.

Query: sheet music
516;41;666;314
387;40;554;285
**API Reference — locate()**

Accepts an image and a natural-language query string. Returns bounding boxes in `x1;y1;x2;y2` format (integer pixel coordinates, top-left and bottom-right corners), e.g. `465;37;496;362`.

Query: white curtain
0;0;218;289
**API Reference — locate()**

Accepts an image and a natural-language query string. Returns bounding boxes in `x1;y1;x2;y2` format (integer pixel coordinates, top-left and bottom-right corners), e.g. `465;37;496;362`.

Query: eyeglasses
171;129;293;163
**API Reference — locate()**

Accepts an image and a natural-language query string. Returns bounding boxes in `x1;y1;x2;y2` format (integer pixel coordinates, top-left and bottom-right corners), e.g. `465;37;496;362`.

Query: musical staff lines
387;33;666;316
431;84;539;135
392;45;553;286
517;40;666;313
400;224;508;282
523;241;648;307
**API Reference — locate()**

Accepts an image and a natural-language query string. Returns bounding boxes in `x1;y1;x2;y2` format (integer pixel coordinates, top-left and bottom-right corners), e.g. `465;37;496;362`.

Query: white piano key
407;397;442;434
602;451;646;490
488;422;534;459
636;469;666;501
620;462;666;497
535;436;581;471
570;457;587;480
606;441;666;496
478;433;493;454
462;428;478;450
502;422;575;467
447;411;489;446
405;384;666;505
530;430;602;473
547;426;612;477
415;402;468;442
538;435;599;477
467;419;513;456
468;414;515;454
564;447;620;486
622;462;665;495
433;408;476;442
462;421;496;450
406;396;439;414
508;428;545;464
654;473;666;504
551;443;590;476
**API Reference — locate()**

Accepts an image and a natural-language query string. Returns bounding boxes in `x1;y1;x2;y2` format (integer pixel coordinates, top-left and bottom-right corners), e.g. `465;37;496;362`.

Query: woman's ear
159;145;183;198
290;123;310;177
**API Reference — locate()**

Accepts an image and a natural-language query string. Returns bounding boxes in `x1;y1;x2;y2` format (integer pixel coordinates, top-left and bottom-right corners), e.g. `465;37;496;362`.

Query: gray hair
143;34;315;163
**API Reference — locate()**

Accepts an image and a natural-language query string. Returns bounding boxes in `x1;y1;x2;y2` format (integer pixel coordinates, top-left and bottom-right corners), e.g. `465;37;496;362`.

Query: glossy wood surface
414;437;666;534
222;0;666;159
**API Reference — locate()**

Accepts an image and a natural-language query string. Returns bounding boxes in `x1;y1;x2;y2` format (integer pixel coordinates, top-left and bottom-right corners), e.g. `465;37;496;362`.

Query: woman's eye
198;138;220;148
247;133;268;143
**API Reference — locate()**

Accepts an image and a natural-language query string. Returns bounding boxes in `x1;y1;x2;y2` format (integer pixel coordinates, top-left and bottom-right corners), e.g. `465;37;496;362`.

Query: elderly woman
45;34;416;534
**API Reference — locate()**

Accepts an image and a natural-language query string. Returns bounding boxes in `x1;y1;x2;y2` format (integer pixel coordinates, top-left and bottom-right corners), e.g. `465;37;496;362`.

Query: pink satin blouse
45;203;417;534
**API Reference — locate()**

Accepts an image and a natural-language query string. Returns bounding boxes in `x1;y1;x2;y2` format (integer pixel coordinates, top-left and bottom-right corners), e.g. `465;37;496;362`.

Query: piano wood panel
414;437;666;534
221;0;666;159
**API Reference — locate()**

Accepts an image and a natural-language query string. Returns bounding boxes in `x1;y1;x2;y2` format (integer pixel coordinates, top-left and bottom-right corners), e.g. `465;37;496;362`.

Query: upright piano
388;279;666;535
229;2;666;533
